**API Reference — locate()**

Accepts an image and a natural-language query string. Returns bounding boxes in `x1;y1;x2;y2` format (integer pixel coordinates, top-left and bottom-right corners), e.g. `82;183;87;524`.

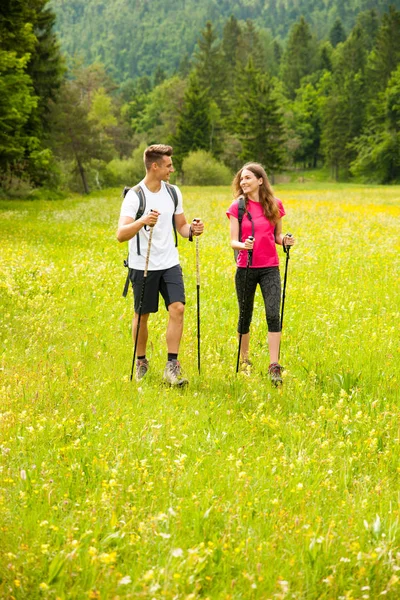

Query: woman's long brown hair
232;162;280;224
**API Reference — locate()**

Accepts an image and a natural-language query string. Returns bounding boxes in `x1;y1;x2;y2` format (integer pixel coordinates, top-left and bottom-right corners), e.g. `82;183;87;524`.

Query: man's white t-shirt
120;180;184;271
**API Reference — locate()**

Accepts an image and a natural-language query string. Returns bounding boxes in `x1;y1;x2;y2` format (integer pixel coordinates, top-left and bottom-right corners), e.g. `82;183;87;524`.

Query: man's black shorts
130;264;185;314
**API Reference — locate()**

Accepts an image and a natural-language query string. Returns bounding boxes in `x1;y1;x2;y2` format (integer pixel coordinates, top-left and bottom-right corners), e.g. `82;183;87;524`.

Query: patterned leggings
235;266;281;334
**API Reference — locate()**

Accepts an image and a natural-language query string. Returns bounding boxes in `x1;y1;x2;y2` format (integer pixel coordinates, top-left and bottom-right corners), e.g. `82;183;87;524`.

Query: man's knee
168;302;185;319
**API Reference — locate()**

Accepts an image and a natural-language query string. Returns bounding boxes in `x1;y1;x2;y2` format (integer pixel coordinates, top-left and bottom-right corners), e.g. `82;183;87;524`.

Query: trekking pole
130;222;155;381
236;238;253;373
193;219;201;374
279;233;293;361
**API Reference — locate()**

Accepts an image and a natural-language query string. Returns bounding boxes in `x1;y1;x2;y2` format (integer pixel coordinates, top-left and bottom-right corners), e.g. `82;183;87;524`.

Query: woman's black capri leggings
235;266;281;334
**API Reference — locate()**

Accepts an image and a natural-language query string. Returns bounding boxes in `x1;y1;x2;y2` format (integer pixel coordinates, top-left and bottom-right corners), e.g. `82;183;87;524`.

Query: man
117;144;204;385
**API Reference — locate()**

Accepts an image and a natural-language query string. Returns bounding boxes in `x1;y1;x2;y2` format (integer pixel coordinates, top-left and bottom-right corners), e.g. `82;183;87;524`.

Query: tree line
1;3;400;196
51;0;400;81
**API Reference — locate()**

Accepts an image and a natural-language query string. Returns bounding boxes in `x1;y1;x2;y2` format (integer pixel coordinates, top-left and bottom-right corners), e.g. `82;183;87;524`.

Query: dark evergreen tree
222;15;242;69
321;25;368;178
177;53;192;78
355;10;379;52
239;20;268;72
153;66;166;87
318;42;333;72
320;79;348;180
0;51;37;173
367;7;400;94
351;64;400;183
287;83;322;168
171;71;212;172
233;59;285;173
194;21;226;104
329;18;346;47
0;0;63;184
273;40;283;66
280;17;318;99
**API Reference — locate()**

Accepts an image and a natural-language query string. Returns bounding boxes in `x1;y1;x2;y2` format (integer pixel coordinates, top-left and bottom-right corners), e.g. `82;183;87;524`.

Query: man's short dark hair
144;144;173;170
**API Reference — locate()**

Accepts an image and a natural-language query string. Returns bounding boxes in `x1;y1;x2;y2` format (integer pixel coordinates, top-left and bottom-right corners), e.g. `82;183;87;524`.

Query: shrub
0;171;33;198
181;150;232;185
104;144;147;187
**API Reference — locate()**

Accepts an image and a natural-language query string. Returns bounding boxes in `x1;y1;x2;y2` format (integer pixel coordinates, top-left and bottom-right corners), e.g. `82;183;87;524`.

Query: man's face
156;155;174;181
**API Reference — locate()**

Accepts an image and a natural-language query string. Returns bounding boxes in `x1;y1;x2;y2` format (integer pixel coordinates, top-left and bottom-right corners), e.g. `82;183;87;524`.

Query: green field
1;185;399;599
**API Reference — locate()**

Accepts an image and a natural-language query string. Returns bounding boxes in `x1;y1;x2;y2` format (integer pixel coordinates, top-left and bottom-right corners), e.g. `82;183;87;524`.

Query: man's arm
116;211;159;243
174;213;204;238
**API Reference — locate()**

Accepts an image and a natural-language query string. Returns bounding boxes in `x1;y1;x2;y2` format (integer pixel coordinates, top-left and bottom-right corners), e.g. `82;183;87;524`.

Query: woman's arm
230;216;254;250
274;218;295;247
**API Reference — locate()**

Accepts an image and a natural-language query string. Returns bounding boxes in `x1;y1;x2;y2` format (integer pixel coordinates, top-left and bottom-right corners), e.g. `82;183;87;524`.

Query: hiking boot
136;358;149;381
163;360;188;387
268;362;283;386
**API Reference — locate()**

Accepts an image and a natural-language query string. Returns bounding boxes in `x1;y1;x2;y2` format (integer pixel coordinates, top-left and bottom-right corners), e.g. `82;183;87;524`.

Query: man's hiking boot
136;358;149;381
268;362;283;386
163;360;188;387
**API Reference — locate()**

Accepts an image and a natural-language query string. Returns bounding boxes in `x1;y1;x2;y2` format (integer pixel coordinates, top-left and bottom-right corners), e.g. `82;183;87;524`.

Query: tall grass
0;185;399;599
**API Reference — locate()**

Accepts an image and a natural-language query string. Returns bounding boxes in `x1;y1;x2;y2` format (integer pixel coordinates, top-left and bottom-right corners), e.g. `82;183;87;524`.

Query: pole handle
283;233;293;255
193;220;200;286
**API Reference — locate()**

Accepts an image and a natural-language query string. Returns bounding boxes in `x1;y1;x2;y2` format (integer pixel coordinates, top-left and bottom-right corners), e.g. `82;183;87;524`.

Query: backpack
122;182;179;297
234;196;254;261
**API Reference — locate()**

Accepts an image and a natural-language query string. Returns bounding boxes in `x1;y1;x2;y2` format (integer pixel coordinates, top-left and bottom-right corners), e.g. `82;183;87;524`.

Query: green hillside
50;0;400;80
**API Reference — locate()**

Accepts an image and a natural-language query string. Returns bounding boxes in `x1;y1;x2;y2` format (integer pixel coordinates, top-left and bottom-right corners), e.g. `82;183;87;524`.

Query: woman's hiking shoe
163;360;188;387
136;358;149;381
268;362;283;386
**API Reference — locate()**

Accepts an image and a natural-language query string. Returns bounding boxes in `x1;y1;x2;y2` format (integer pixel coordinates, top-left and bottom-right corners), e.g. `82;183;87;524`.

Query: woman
226;163;295;385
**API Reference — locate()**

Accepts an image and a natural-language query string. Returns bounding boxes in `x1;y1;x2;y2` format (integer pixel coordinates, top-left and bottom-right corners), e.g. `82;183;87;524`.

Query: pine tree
351;64;400;183
329;18;346;47
0;0;63;183
222;15;242;69
171;71;212;172
193;21;226;104
153;66;166;87
287;83;322;168
280;17;317;99
367;7;400;94
320;81;348;180
355;10;379;52
321;25;368;177
0;51;38;172
233;59;285;173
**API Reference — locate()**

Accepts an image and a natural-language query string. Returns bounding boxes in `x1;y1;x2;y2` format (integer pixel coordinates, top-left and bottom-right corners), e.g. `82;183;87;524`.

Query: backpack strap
237;196;246;244
234;197;254;262
121;185;146;297
132;185;146;256
165;182;179;247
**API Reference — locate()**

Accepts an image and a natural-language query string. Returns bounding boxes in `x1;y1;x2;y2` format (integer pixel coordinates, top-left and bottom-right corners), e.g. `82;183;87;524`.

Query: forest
1;0;400;196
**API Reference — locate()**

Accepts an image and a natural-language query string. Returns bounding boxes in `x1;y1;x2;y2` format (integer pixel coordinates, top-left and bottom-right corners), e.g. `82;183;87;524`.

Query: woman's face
240;168;262;197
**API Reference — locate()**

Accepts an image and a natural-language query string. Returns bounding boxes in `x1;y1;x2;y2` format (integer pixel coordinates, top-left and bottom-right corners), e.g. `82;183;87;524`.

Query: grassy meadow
0;184;399;599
